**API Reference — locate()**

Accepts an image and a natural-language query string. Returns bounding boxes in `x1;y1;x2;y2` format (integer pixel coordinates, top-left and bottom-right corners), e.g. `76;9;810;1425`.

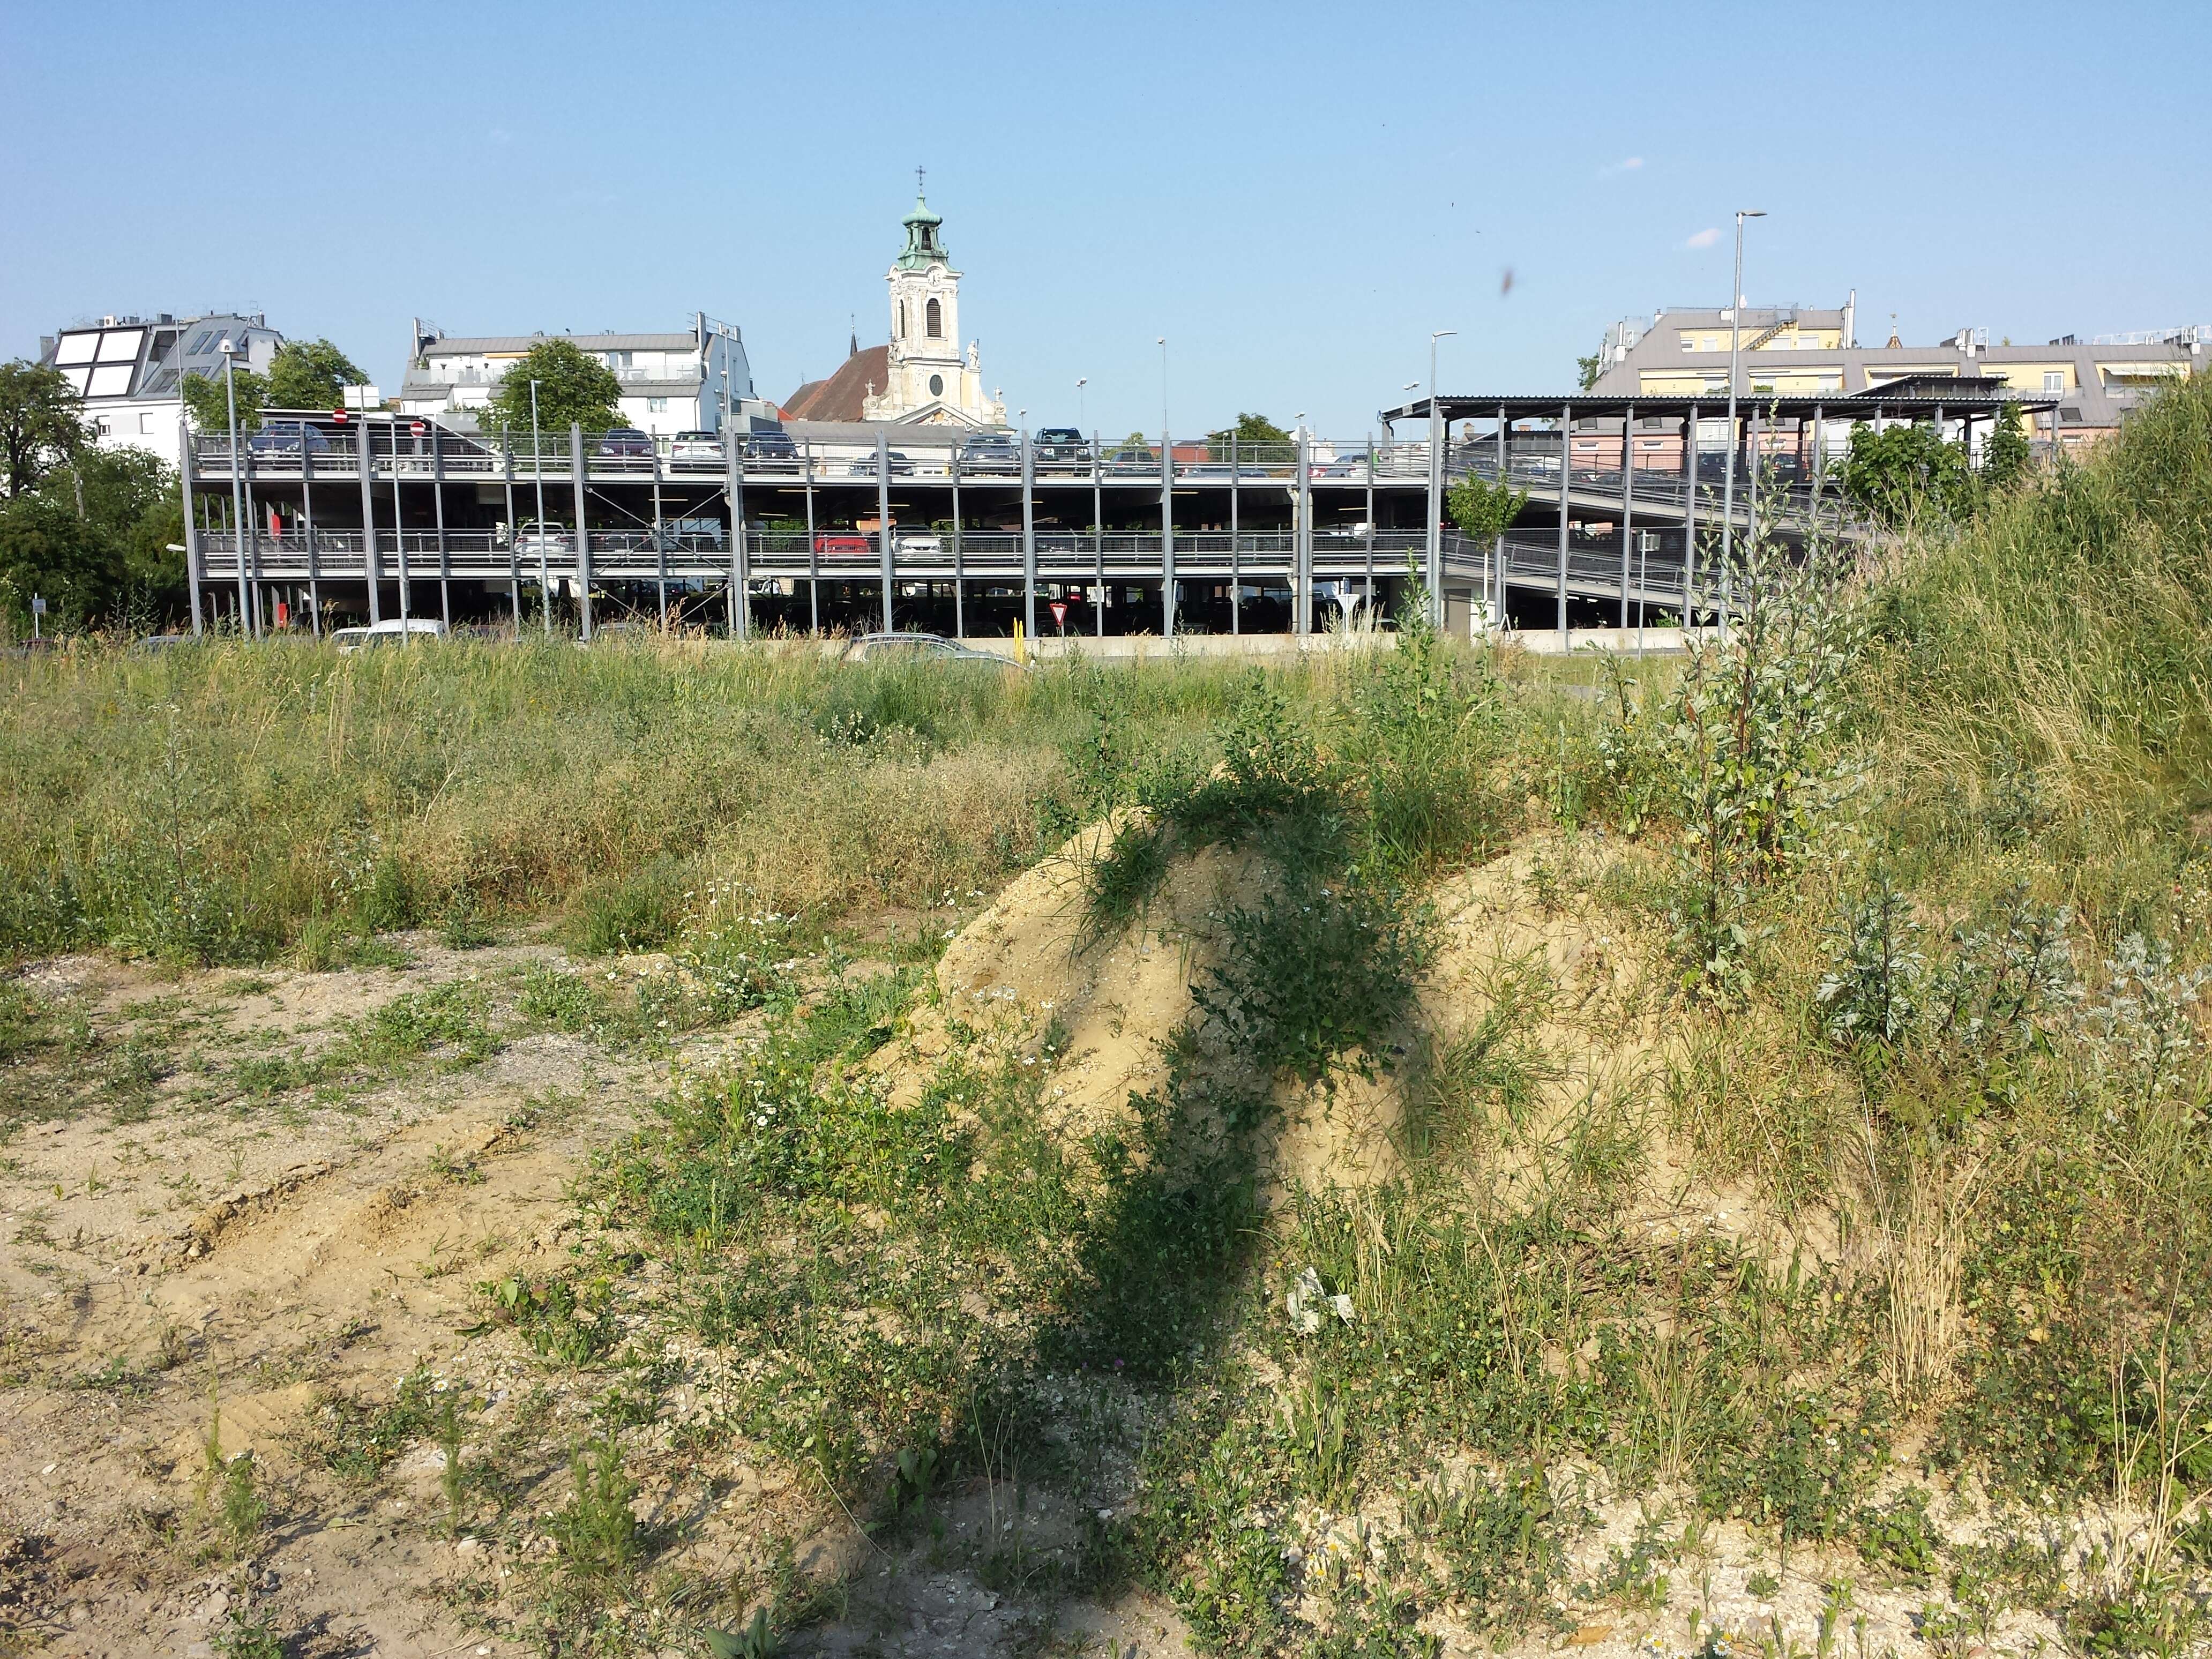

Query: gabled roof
783;346;890;422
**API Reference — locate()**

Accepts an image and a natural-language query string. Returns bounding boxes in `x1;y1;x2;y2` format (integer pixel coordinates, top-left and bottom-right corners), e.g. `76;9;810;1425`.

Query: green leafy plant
548;1436;640;1581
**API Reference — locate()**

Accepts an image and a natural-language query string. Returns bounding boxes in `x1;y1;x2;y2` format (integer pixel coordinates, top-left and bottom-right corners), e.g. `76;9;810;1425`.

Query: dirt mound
876;821;1681;1209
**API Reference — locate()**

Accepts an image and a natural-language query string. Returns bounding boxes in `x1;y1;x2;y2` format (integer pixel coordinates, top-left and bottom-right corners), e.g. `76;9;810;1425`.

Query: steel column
1424;400;1443;619
393;421;410;630
1556;404;1571;637
1021;427;1037;642
242;443;260;637
1618;405;1634;630
951;447;963;639
1160;430;1175;637
1364;435;1376;618
1811;403;1826;514
1493;406;1507;628
432;427;450;627
503;447;519;629
1229;436;1240;636
570;424;592;641
804;449;818;634
179;427;203;636
652;444;667;629
358;422;381;625
302;436;320;636
1093;432;1104;638
1682;405;1698;626
1295;425;1312;634
727;434;749;640
876;432;893;633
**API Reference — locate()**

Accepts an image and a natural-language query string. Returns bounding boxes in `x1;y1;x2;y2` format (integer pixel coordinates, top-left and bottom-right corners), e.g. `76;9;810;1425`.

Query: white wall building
38;312;283;459
398;313;764;437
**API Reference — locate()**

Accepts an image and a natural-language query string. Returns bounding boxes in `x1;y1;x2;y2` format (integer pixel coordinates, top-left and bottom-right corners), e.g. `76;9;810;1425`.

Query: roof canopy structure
1378;388;2057;427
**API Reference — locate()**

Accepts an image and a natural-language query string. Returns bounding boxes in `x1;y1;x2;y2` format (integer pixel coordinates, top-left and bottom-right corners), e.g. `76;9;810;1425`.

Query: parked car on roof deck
248;420;332;457
959;432;1020;469
669;430;723;465
1032;427;1088;462
594;428;655;460
846;451;916;477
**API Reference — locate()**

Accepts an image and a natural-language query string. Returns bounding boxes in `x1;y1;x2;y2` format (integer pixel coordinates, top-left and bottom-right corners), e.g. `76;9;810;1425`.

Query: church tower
863;180;1006;428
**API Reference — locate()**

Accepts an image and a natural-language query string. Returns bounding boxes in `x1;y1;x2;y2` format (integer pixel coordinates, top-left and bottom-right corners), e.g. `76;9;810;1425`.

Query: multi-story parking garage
182;384;2046;641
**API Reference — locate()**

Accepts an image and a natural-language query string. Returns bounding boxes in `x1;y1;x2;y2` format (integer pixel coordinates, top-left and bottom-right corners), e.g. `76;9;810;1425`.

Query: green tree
0;447;185;634
1839;421;1979;528
1576;346;1605;391
181;367;266;434
483;339;624;436
1207;412;1294;459
0;360;91;498
0;490;125;632
1979;413;2032;494
265;339;367;411
1445;472;1528;540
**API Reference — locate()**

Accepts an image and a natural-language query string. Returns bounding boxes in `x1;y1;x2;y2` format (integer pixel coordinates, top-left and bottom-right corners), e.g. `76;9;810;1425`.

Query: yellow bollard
1013;618;1026;666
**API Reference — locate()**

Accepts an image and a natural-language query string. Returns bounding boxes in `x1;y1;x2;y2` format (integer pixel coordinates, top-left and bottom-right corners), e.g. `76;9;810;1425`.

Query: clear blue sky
3;0;2204;438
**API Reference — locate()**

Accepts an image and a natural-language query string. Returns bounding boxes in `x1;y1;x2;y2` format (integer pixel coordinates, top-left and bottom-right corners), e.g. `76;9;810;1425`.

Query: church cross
915;165;925;197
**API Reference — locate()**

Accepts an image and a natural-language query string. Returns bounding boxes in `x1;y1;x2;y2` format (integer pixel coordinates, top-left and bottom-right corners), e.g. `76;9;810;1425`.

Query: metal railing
188;429;1441;483
195;526;1439;581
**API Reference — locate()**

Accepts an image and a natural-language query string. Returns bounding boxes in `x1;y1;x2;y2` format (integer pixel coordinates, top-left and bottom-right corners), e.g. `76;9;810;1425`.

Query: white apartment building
37;312;284;459
397;313;766;437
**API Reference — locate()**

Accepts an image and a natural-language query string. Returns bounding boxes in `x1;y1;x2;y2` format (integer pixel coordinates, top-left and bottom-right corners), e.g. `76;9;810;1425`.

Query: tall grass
1871;373;2212;904
0;638;1275;962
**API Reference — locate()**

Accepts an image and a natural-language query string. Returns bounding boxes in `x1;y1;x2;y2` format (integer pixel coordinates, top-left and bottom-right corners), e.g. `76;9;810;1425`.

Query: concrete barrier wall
952;626;1714;663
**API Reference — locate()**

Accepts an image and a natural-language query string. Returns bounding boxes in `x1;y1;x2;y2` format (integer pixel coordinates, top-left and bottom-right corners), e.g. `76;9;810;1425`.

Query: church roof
782;344;890;422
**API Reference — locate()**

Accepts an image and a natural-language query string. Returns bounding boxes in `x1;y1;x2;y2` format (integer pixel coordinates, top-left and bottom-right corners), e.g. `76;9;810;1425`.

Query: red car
813;533;872;558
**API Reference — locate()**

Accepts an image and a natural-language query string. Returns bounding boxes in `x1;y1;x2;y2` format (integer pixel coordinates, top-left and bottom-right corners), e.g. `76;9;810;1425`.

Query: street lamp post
219;337;252;637
1720;210;1765;632
1426;330;1456;619
1075;377;1087;432
529;379;549;635
1156;338;1168;437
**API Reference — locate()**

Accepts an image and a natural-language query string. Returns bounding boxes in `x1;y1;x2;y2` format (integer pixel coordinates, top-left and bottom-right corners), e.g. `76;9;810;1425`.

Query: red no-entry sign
409;421;427;437
331;408;349;423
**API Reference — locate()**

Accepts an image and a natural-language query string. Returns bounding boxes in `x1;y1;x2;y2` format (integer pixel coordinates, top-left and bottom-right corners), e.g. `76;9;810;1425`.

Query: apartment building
36;311;285;459
398;313;768;437
1591;302;2204;451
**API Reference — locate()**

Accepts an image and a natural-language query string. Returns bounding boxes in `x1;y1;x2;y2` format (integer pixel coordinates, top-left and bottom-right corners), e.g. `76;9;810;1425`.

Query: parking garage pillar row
1021;429;1037;642
570;424;593;641
359;422;382;626
727;432;750;640
178;424;204;636
1556;403;1572;636
1160;432;1175;638
877;433;894;633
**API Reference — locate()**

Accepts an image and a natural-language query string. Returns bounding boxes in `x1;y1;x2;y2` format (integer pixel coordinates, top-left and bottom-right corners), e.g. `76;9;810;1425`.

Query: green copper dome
897;192;947;270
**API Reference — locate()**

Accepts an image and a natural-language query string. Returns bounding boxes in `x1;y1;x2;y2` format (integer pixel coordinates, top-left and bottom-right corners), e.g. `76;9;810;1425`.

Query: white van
330;618;450;654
